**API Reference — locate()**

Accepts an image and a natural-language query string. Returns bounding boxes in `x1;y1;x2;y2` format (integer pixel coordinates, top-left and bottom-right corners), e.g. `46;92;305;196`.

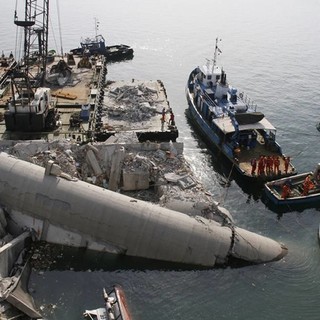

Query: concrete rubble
99;80;176;135
0;133;222;218
105;82;161;123
1;137;231;222
0;207;41;319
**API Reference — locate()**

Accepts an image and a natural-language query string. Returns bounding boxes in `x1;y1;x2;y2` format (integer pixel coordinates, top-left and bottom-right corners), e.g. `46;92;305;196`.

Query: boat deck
237;137;295;179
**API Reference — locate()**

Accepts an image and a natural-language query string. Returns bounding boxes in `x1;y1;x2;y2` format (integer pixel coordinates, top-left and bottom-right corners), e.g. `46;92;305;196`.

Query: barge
0;53;178;144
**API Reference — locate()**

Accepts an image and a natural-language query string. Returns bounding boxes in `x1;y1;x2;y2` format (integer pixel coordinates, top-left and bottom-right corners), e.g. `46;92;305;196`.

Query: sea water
1;0;320;319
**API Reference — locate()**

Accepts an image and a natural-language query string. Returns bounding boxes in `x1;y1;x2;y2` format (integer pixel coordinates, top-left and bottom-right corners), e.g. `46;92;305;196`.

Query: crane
14;0;49;86
4;0;56;132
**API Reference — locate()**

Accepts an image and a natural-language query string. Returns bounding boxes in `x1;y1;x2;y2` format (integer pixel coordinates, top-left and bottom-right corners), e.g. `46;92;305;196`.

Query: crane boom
14;0;49;86
4;0;56;133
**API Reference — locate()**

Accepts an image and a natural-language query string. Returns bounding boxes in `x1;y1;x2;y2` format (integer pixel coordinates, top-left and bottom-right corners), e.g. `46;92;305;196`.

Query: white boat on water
264;163;320;211
83;286;131;320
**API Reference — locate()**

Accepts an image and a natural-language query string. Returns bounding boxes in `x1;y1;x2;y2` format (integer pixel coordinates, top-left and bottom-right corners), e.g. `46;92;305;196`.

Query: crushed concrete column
109;147;125;191
0;152;288;267
86;149;103;176
232;227;287;263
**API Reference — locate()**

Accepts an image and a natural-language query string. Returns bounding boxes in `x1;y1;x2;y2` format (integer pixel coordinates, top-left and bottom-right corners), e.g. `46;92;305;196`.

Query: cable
218;162;234;204
56;0;64;56
49;18;59;55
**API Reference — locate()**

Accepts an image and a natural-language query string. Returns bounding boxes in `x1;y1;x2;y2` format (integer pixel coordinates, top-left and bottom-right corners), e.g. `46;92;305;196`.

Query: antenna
213;37;222;68
94;17;100;39
205;58;211;71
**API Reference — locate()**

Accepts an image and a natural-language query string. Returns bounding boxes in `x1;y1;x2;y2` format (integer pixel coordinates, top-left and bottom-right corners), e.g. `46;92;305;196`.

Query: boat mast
213;37;222;70
94;17;100;40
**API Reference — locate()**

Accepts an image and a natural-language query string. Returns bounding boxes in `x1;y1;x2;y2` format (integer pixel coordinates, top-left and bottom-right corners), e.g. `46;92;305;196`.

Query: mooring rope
218;162;235;204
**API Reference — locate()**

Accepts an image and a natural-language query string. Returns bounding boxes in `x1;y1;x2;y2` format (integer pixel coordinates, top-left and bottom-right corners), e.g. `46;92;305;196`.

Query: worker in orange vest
284;156;290;174
251;158;257;176
257;155;265;175
281;183;291;199
169;111;175;125
274;156;280;175
302;175;315;196
266;156;273;175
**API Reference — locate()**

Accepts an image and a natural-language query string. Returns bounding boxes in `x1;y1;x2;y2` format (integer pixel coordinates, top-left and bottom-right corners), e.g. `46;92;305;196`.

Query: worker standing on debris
161;108;166;131
162;107;166;118
169;110;175;126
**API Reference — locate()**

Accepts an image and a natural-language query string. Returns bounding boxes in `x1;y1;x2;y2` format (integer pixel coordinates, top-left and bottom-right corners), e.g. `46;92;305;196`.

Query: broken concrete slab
86;149;103;176
109;147;125;191
122;170;149;191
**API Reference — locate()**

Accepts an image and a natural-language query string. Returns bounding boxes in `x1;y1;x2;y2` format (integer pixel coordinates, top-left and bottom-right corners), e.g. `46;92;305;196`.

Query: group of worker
251;155;291;176
281;174;316;199
160;108;175;131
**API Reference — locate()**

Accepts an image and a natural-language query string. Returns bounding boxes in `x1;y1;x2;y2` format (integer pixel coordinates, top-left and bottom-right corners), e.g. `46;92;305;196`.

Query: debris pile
2;138;231;222
105;83;162;122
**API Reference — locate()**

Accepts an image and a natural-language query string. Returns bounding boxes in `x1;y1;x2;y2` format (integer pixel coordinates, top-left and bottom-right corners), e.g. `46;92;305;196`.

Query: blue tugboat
186;38;296;182
70;34;133;62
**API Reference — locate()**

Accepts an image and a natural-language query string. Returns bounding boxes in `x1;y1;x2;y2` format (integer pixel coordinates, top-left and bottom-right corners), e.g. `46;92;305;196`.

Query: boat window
269;131;275;141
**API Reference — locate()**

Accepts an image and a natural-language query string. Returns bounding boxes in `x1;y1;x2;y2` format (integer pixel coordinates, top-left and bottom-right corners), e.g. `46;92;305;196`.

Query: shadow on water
31;242;257;272
184;110;264;201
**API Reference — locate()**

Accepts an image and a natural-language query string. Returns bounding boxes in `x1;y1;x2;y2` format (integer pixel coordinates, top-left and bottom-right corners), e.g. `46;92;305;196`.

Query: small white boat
264;163;320;210
83;286;131;320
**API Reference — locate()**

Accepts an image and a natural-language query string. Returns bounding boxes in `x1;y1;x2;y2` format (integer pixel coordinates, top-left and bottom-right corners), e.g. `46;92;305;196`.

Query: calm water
1;0;320;319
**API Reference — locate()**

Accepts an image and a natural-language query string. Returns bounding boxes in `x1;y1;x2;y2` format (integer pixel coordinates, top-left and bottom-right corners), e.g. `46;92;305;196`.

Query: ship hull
186;68;296;183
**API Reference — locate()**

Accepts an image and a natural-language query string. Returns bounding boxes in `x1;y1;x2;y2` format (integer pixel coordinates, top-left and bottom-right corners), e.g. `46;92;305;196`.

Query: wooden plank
52;91;77;100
